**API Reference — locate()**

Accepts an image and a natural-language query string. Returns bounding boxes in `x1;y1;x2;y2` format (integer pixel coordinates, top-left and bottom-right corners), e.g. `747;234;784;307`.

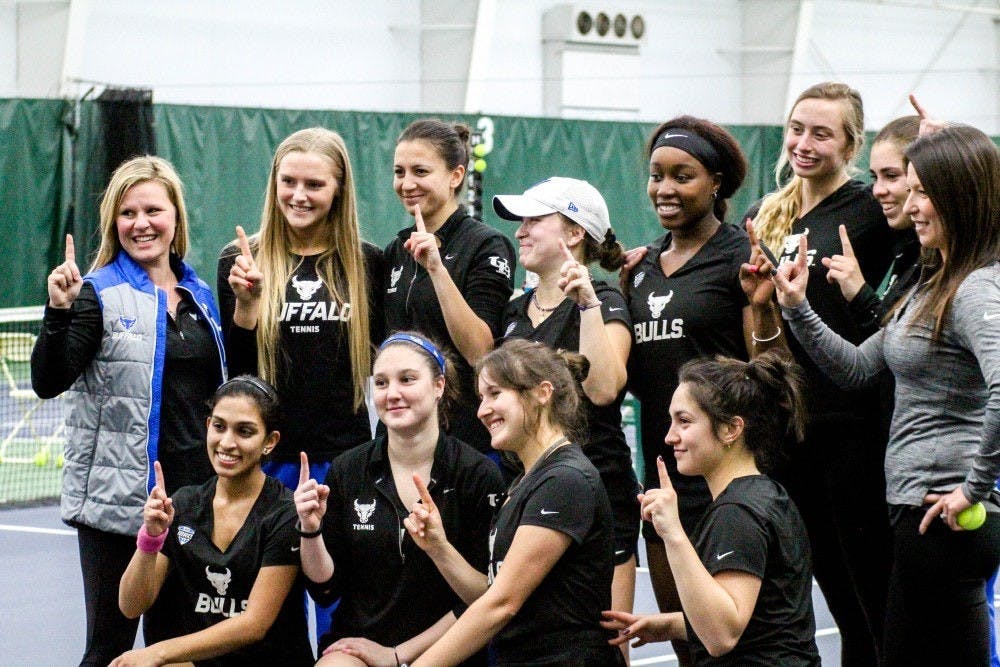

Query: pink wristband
137;524;168;554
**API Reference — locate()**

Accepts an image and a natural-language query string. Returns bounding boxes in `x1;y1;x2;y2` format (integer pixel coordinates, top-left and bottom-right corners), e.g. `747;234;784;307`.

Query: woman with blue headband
294;332;504;666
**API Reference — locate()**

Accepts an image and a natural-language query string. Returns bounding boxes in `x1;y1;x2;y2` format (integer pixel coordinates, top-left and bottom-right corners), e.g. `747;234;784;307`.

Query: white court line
0;523;75;536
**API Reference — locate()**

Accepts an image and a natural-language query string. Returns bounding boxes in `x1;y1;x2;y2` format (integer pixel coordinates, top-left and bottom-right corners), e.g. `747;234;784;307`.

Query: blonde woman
218;127;383;639
32;156;227;666
748;82;894;665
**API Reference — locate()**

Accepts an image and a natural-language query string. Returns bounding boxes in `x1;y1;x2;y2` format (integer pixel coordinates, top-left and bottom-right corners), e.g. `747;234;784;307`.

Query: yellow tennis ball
474;158;487;173
473;144;487;158
957;502;986;530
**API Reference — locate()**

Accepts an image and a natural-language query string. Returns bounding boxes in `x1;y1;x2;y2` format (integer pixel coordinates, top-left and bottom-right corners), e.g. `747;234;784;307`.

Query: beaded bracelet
136;524;168;554
577;301;601;312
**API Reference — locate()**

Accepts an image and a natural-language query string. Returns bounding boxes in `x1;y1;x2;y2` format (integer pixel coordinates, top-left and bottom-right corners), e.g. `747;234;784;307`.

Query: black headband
219;375;278;401
651;129;723;174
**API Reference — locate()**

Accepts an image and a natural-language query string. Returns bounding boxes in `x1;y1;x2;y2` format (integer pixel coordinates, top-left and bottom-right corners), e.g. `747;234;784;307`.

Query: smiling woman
30;155;227;665
111;376;313;666
383;119;515;458
293;332;503;667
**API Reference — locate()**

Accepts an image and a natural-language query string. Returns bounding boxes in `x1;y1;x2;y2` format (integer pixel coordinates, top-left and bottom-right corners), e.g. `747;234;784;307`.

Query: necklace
531;290;563;313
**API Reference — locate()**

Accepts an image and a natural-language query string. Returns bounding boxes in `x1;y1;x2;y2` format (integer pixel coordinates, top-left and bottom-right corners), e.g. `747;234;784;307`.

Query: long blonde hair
246;128;372;409
92;156;189;271
753;82;865;253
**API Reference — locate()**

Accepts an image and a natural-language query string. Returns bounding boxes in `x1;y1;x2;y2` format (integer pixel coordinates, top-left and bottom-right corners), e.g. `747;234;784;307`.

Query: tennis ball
473;144;487;158
957;502;986;530
33;450;48;467
473;158;487;173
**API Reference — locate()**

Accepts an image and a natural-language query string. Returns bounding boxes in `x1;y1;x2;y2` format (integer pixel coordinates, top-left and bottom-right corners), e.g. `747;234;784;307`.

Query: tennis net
0;306;63;506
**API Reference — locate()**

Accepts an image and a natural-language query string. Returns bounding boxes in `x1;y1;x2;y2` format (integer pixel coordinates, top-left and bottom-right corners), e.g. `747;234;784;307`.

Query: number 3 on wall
476;117;495;155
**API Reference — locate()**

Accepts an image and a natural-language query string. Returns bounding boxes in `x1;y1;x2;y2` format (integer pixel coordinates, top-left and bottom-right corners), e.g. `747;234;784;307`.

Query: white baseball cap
493;177;611;242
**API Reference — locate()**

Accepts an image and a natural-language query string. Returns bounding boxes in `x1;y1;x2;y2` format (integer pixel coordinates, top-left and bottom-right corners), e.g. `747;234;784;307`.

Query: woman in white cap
493;177;640;662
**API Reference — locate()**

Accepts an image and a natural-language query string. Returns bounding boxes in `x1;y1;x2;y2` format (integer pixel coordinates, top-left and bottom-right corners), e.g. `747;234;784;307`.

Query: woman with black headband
294;332;504;667
622;116;783;666
112;375;312;666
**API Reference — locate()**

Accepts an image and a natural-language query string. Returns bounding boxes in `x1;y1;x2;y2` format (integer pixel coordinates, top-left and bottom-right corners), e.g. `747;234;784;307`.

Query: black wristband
295;519;323;538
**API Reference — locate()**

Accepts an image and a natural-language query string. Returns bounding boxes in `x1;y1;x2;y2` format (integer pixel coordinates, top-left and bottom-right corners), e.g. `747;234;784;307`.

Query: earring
711;190;718;200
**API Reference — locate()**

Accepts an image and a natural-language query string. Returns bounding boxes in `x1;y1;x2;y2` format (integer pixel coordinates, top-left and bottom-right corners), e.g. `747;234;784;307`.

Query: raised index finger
236;226;252;259
558;238;576;263
656;456;673;491
908;93;929;120
153;460;166;492
412;473;436;510
64;234;76;264
837;224;855;257
413;205;426;233
745;218;759;248
299;451;311;487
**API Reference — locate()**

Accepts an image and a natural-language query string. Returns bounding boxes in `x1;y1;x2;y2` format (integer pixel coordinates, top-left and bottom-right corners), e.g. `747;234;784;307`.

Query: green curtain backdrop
13;97;992;309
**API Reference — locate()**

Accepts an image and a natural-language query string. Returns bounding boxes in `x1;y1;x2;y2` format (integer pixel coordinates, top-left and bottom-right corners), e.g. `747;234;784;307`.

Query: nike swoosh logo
540;509;559;515
615;549;627;556
291;546;300;552
444;253;457;260
609;307;623;312
715;550;734;561
442;488;454;494
659;132;687;140
985;312;1000;321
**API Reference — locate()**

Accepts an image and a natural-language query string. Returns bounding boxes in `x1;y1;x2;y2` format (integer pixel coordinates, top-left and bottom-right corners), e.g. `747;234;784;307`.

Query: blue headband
379;333;446;374
651;129;723;174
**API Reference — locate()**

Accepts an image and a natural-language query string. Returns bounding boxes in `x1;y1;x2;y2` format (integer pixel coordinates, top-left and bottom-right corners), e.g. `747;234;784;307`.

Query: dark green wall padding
11;97;954;309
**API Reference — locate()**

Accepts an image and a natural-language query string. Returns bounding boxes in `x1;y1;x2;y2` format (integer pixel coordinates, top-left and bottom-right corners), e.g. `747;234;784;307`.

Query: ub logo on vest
353;498;377;531
112;315;142;341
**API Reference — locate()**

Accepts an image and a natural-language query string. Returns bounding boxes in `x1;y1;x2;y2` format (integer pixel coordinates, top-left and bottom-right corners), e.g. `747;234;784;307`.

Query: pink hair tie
137;524;168;554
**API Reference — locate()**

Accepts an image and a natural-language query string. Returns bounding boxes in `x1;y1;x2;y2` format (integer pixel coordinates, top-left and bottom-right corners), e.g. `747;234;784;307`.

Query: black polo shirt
307;433;503;663
383;209;515;452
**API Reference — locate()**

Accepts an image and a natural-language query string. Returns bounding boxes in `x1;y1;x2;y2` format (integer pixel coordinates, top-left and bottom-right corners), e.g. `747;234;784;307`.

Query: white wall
2;0;997;132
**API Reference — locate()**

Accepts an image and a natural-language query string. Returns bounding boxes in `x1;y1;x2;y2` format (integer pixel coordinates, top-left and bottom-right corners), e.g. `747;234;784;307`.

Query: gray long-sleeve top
782;263;1000;507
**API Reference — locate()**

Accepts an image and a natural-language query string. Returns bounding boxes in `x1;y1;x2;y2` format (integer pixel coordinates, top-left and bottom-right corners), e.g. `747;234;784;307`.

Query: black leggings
777;421;890;666
76;524;139;667
883;506;1000;666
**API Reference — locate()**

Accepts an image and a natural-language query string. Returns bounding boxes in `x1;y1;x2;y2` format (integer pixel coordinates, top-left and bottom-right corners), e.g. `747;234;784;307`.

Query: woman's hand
601;610;681;648
919;487;973;534
403;474;449;556
557;240;599;308
144;461;174;538
293;451;329;533
772;234;810;308
739;219;777;307
228;226;263;305
323;636;396;666
47;234;83;309
821;225;865;302
108;646;164;667
909;93;948;137
620;245;648;278
640;457;684;541
403;205;443;273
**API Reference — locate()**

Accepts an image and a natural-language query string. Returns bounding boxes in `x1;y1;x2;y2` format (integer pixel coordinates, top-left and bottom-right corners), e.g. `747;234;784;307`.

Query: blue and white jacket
61;251;226;535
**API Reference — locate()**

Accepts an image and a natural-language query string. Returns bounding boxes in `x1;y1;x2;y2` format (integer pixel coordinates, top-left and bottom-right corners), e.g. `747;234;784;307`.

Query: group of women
31;79;1000;666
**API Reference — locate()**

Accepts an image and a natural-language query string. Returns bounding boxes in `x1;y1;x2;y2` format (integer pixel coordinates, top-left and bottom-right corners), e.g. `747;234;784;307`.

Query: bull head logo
205;566;232;596
648;290;674;319
354;498;376;524
390;265;403;288
291;274;323;301
782;228;809;256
